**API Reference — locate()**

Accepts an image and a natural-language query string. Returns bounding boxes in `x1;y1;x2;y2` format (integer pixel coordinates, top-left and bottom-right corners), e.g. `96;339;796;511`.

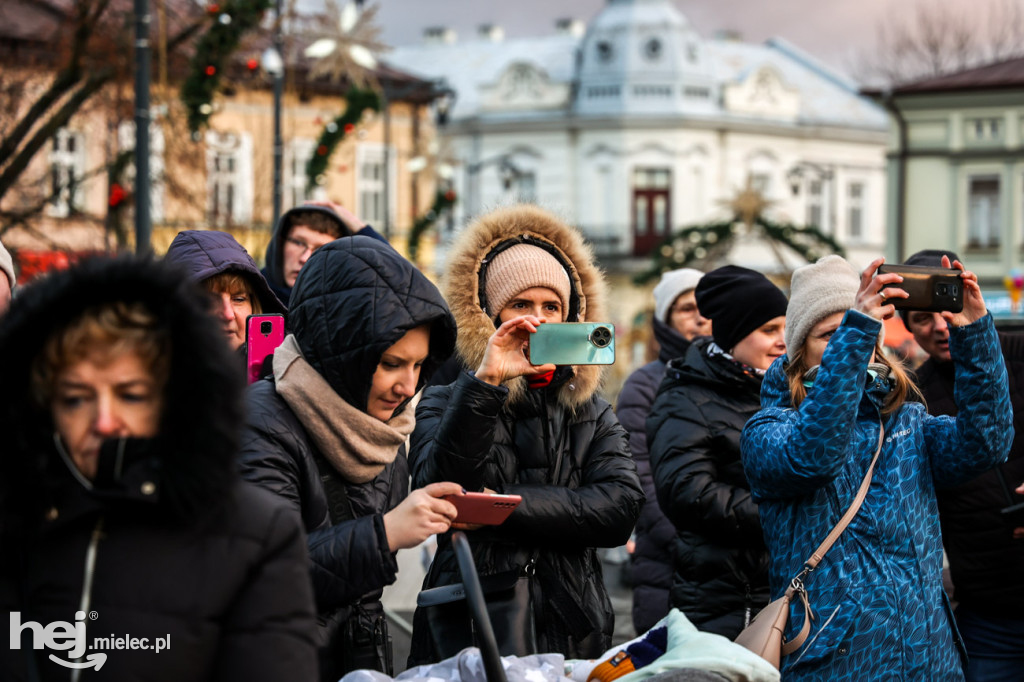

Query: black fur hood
0;256;244;534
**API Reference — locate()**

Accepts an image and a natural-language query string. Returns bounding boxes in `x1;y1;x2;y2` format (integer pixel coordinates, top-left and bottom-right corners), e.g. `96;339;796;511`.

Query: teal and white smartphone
527;322;615;366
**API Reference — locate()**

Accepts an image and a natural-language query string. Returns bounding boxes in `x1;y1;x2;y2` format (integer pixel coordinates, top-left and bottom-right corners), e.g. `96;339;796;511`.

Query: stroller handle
452;531;509;682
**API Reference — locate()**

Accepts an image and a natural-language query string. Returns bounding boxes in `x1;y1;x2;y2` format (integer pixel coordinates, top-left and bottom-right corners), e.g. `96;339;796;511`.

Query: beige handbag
734;424;884;669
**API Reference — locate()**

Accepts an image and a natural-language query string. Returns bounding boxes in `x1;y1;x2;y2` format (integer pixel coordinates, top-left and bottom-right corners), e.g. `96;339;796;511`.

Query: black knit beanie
900;249;960;329
695;265;789;353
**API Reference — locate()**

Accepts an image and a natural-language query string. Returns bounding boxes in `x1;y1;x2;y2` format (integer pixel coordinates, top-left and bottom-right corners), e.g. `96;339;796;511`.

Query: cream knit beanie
785;255;860;352
653;268;703;323
484;243;572;320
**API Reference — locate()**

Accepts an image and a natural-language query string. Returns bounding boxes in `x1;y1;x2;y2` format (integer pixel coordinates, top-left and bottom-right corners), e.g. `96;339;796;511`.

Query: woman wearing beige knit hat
740;254;1013;680
407;205;643;664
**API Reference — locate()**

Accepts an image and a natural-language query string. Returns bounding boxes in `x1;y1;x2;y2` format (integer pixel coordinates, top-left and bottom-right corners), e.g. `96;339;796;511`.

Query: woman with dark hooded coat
163;229;286;358
237;236;462;681
0;257;317;681
646;265;789;638
407;205;644;664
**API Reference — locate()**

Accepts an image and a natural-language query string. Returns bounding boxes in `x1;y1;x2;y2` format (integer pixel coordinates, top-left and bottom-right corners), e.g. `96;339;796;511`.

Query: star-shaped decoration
719;175;774;231
304;1;389;88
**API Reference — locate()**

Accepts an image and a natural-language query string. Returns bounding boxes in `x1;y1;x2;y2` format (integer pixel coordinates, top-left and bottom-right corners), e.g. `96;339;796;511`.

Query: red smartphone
246;313;285;384
443;492;522;526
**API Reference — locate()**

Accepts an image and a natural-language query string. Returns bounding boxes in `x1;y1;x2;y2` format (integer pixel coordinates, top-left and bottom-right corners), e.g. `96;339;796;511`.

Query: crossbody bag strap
313;453;356;525
806;422;885;570
784;421;885;654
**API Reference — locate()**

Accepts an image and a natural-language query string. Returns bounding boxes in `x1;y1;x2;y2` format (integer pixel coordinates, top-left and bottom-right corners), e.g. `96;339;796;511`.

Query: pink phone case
246;314;285;384
444;492;522;526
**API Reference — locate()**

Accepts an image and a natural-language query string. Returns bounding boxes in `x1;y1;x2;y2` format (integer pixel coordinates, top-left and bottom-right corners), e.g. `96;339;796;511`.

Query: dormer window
644;38;662;61
596;40;614;63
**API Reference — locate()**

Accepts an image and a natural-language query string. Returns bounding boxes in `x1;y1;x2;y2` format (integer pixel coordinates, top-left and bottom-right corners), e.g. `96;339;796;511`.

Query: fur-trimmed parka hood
444;204;608;408
0;257;245;535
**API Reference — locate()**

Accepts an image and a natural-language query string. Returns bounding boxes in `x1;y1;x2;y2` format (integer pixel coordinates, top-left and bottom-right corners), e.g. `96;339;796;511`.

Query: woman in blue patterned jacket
741;254;1012;680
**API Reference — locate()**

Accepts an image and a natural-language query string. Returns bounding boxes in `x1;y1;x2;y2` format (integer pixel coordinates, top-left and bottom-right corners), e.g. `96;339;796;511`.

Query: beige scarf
273;335;415;484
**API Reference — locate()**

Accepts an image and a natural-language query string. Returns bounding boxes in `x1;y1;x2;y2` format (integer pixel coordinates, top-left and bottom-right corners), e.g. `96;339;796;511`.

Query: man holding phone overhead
407;204;643;665
902;249;1024;681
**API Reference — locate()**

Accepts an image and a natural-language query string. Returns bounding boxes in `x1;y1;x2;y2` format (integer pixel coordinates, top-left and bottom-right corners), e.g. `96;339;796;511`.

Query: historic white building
389;0;890;277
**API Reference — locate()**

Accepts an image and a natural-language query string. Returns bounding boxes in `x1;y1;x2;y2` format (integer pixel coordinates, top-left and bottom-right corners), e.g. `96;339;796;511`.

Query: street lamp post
787;161;836;236
133;0;152;255
263;0;285;230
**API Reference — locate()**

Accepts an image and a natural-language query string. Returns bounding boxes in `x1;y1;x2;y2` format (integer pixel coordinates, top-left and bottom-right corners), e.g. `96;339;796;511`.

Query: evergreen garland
182;0;272;135
407;189;456;261
633;215;845;285
305;86;381;191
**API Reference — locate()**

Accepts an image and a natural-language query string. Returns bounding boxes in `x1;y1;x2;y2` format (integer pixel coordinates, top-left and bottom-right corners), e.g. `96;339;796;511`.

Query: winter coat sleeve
499;398;643;548
212;494;318;680
616;363;664;534
741;310;881;500
411;372;643;549
616;363;658;465
239;384;398;612
647;384;764;547
922;314;1013;488
410;372;508;493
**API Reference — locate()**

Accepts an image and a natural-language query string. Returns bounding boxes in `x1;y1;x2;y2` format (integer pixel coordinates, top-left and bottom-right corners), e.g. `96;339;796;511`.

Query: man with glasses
262;201;385;305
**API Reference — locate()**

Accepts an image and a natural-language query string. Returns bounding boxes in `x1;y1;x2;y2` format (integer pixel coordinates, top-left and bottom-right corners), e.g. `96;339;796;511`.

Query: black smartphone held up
876;264;964;313
246;314;285;384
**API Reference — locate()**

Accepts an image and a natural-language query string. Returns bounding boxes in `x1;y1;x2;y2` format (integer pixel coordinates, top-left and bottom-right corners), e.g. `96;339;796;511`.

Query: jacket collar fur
443;205;607;409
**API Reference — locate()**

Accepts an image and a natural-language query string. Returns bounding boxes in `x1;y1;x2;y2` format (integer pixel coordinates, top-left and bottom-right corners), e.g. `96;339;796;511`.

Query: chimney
555;18;585;38
424;26;457;45
478;24;505;42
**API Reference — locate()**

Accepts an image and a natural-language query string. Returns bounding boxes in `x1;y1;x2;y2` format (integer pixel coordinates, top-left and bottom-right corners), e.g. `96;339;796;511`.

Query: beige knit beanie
485;243;571;320
785;255;860;352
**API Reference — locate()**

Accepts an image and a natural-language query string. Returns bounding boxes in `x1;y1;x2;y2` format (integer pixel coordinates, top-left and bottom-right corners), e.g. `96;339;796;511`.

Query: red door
632;168;671;256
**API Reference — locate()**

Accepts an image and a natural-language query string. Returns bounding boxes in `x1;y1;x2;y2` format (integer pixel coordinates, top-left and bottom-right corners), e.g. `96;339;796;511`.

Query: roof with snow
386;1;886;132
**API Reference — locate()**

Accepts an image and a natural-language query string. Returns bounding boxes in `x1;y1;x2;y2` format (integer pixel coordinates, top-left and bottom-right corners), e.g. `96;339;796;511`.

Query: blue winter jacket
741;310;1012;681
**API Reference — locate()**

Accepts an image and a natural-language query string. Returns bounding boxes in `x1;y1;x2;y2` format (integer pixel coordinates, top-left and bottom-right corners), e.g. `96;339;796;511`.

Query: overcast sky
351;0;1008;81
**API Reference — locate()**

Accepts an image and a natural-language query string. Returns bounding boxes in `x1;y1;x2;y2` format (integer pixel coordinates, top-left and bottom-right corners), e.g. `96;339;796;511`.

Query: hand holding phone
246;314;285;384
442;492;522;526
876;264;963;313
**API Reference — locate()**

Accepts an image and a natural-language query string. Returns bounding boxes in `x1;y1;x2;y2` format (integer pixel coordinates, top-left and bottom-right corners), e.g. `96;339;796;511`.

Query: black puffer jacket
238;237;456;680
616;316;696;634
409;205;644;664
0;258;317;681
646;338;770;638
915;332;1024;614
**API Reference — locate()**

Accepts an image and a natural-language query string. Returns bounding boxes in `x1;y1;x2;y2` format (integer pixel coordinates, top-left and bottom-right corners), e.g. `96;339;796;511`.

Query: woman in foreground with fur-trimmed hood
0;257;317;680
408;205;644;664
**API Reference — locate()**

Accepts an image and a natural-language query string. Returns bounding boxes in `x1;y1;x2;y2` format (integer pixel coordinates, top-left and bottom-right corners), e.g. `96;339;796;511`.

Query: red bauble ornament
205;65;216;76
444;190;456;202
207;3;219;13
343;123;355;134
108;183;126;208
246;58;258;70
317;145;328;156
